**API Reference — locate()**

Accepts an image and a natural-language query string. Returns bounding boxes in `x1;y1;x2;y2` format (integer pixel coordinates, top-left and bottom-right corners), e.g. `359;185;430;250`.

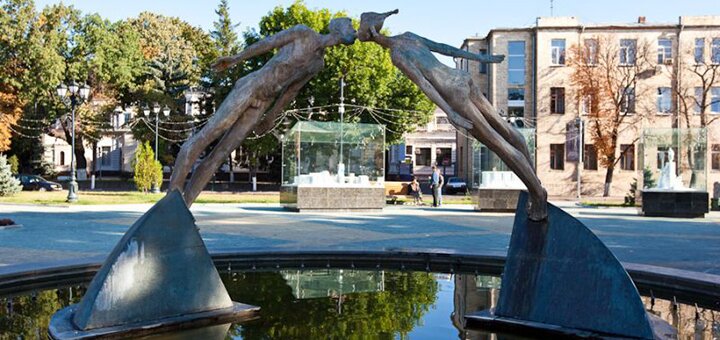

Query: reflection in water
0;270;718;339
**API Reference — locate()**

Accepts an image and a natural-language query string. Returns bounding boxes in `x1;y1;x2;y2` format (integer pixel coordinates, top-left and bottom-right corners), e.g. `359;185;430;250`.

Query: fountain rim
1;249;718;308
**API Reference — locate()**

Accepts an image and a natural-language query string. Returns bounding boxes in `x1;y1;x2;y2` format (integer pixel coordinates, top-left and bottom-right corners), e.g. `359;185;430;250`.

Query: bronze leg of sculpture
169;74;269;192
469;87;534;168
182;74;313;205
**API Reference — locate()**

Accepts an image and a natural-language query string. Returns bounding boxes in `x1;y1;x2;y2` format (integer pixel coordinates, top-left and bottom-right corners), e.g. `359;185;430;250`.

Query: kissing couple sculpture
169;9;547;221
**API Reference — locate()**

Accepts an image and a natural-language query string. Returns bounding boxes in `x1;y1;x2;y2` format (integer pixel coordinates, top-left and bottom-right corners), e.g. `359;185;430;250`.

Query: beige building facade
457;16;720;197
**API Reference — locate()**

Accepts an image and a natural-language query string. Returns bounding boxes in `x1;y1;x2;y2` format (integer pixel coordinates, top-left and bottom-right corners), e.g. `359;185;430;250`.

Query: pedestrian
410;177;423;205
438;170;444;207
431;165;440;207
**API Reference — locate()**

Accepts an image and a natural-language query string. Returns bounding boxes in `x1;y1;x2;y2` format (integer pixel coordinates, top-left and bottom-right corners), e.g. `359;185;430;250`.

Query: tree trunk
603;164;615;197
62;125;88;172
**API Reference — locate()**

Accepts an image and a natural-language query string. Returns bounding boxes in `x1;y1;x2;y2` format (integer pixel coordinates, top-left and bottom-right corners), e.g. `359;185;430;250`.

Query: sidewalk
0;202;718;275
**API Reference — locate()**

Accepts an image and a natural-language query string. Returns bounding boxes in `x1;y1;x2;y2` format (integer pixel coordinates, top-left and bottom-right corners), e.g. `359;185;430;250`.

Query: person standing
437;170;444;207
431;165;440;207
410;177;423;205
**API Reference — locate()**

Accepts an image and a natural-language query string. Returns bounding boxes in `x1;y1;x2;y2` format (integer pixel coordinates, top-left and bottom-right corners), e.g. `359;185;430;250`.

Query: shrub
0;155;22;196
132;142;163;193
8;155;18;175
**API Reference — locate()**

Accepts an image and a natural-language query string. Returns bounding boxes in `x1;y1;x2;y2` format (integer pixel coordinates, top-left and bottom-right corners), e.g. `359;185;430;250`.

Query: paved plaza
0;201;718;274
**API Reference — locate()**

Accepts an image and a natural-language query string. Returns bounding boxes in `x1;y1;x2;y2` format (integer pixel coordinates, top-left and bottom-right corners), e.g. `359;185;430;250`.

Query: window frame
551;39;566;65
507;41;526;86
657;38;672;64
620;87;636;114
550;144;565;170
584;39;598;65
712;38;720;65
656;87;672;115
583;144;598;170
619;39;637;66
712;144;720;171
620;144;635;171
479;48;488;74
695;38;705;64
550;87;566;114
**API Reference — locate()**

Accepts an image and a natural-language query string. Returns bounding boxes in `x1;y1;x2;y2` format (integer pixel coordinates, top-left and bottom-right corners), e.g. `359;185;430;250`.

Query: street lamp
56;81;91;203
143;103;171;193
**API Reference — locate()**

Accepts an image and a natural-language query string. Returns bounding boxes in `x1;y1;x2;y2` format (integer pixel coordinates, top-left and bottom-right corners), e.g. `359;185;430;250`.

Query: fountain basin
1;250;719;339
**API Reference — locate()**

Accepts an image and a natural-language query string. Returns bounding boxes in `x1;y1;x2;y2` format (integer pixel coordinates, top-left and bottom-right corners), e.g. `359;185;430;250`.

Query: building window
436;116;449;125
657;87;672;114
620;87;636;113
551;39;566;65
416;148;431;166
405;145;412;155
508;88;525;108
550;87;565;114
550;144;565;170
620;39;637;65
60;151;65;166
479;49;488;74
712;38;720;64
620;144;635;170
712;144;720;170
436;148;452;167
584;39;598;65
695;38;704;64
712;87;720;113
584;144;598;170
657;38;672;64
508;41;526;85
101;146;111;166
581;94;595;115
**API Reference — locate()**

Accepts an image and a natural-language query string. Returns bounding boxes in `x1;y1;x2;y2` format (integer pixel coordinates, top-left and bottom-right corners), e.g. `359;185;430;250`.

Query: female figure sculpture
170;18;357;205
359;10;547;220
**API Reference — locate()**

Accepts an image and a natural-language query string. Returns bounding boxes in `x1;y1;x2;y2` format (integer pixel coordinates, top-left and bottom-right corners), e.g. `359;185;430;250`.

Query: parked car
16;175;63;191
444;177;467;194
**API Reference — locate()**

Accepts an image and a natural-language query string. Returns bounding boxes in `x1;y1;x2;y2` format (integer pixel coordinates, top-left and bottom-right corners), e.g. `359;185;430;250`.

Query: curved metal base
49;190;248;335
488;191;668;339
49;302;258;339
466;309;676;339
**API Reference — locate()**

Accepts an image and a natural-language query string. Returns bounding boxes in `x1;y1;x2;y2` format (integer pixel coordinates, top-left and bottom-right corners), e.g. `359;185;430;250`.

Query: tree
210;0;241;106
569;35;657;196
132;141;162;193
228;1;434;180
7;154;18;174
0;154;21;196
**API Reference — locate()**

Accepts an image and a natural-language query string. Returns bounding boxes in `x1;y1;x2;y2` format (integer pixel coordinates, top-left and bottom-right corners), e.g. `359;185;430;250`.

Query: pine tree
0;155;22;196
210;0;241;105
132;142;162;193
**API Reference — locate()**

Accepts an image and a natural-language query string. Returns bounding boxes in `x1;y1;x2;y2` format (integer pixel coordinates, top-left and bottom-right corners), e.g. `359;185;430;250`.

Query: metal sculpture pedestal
466;192;675;339
49;191;258;339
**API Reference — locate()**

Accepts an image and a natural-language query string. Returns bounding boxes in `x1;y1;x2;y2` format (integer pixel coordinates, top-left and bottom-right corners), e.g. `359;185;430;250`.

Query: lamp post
143;103;171;193
57;81;90;203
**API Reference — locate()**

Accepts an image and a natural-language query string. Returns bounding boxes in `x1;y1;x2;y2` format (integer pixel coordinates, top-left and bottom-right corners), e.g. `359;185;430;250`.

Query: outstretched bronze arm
212;25;311;72
414;34;504;63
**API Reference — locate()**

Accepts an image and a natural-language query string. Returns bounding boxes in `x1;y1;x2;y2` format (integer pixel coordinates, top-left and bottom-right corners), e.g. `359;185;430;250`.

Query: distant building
456;15;720;197
387;107;456;180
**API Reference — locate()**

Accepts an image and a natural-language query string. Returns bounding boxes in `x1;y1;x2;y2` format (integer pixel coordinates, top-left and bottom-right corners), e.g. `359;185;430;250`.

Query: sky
34;0;720;65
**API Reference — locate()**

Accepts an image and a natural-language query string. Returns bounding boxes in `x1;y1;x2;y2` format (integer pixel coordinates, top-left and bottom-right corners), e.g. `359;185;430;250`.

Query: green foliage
7;154;18;174
132;141;162;192
225;270;438;338
642;167;655;189
0;154;21;196
624;168;654;206
242;1;434;145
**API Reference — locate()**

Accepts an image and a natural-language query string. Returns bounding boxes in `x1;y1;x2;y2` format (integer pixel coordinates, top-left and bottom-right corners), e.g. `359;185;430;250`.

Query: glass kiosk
280;121;386;211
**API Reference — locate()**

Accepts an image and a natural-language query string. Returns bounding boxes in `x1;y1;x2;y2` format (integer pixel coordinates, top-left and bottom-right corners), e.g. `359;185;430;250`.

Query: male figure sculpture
169;18;357;205
359;10;547;220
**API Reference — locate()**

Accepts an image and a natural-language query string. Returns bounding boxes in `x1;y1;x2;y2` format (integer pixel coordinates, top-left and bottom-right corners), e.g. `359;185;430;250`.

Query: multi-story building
387;107;456;180
456;15;720;197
